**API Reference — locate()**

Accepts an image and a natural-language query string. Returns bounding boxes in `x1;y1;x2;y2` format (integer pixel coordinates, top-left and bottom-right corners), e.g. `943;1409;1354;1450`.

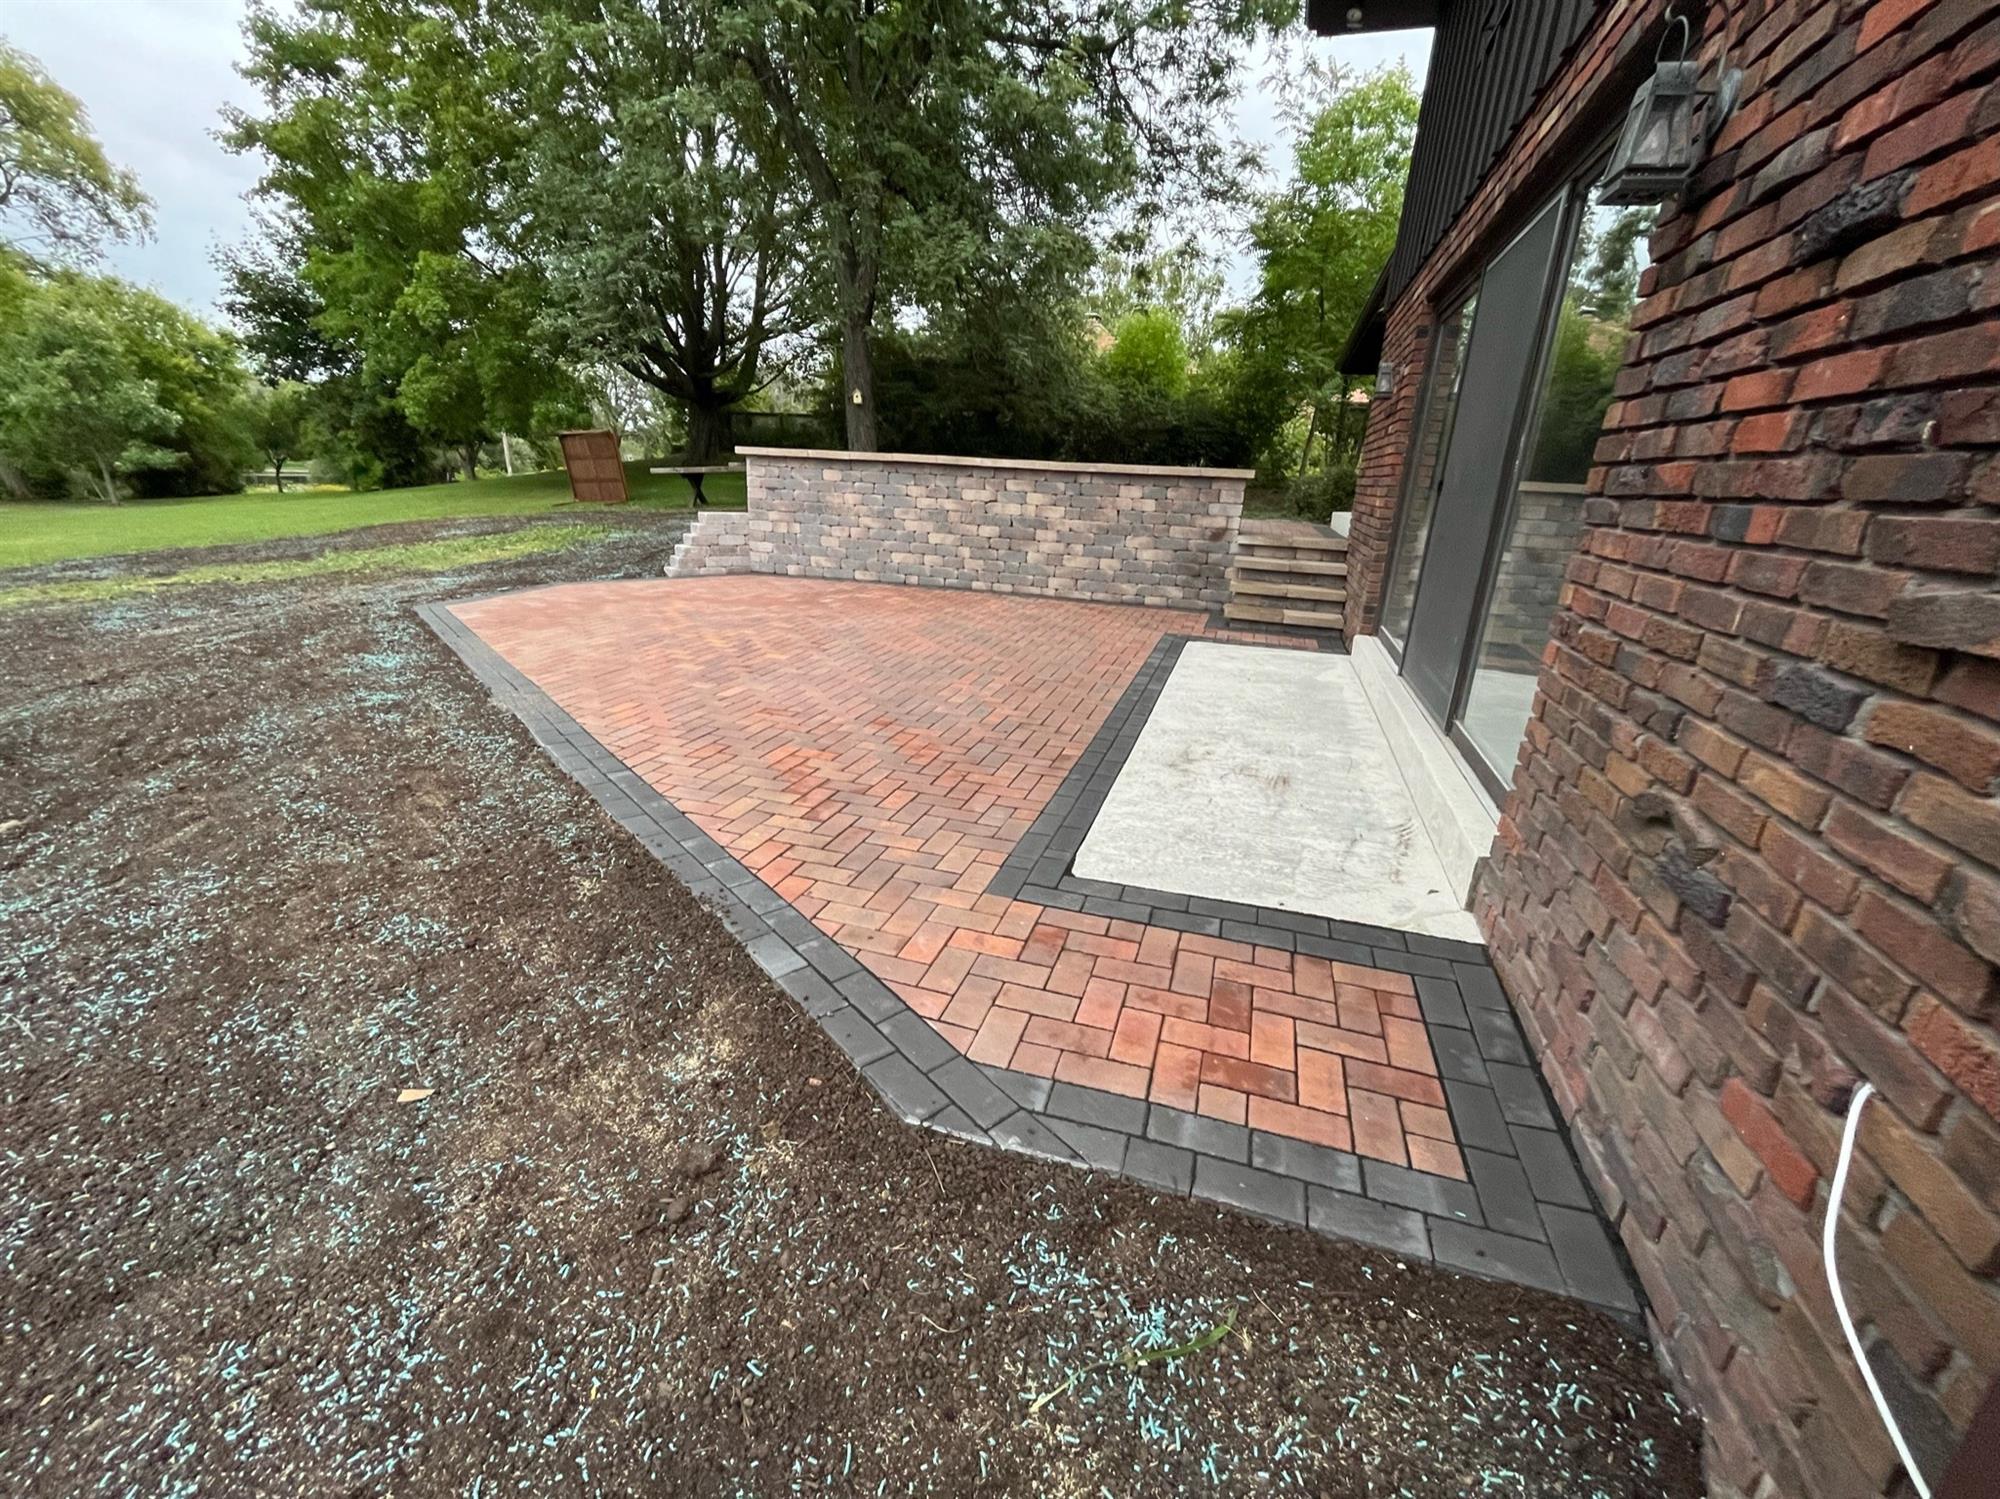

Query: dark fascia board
1306;0;1441;34
1336;263;1391;377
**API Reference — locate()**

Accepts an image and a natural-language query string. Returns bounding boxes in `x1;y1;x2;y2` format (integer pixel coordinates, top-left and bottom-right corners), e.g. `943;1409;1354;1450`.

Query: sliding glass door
1399;197;1569;726
1458;193;1655;782
1380;293;1476;659
1379;167;1654;798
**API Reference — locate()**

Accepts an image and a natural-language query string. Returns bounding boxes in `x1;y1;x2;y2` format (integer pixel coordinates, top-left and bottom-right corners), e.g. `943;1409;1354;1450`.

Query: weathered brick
1866;513;2000;574
1759;819;1861;913
1775;508;1871;558
1900;772;2000;865
1906;996;2000;1121
1942;1105;2000;1215
1341;0;2000;1478
1766;661;1870;731
1723;904;1818;1005
1818;983;1952;1130
1840;450;1973;505
1720;1077;1821;1208
1818;618;1941;694
1862;1104;2000;1273
1879;1205;2000;1373
1853;888;1995;1013
1823;801;1953;902
1862;699;2000;790
1795;903;1917;1017
1798;558;1908;617
1738;751;1834;827
1935;657;2000;722
1940;386;2000;445
1786;724;1913;809
1886;587;2000;658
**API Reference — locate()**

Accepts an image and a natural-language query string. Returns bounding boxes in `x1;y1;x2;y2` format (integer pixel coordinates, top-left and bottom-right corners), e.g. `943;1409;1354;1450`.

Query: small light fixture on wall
1598;10;1741;206
1374;362;1397;397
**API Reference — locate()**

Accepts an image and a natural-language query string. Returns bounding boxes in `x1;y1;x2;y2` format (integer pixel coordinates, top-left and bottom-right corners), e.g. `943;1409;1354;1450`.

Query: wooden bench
648;462;744;507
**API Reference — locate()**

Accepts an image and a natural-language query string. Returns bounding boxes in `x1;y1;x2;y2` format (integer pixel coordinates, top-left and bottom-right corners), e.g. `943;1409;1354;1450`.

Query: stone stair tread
1223;601;1344;630
1229;578;1348;602
1230;555;1349;576
1238;531;1348;554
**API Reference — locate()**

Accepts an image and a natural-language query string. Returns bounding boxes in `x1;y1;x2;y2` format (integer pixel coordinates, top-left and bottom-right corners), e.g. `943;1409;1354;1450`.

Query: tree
245;380;311;489
0;271;259;500
718;0;1287;450
228;0;812;468
0;41;152;266
0;282;180;503
1228;63;1418;476
228;1;584;481
111;282;260;497
1092;239;1228;352
219;220;442;491
217;216;347;385
1578;205;1654;321
516;0;815;461
1101;309;1191;402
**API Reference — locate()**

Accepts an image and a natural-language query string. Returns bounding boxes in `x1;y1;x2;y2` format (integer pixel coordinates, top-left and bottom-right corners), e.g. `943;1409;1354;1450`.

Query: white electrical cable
1824;1081;1932;1499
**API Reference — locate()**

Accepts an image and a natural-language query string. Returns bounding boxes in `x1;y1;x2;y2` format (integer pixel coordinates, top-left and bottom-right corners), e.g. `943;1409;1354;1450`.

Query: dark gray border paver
1250;1132;1363;1193
1124;1137;1196;1195
1308;1189;1431;1258
1193;1156;1307;1226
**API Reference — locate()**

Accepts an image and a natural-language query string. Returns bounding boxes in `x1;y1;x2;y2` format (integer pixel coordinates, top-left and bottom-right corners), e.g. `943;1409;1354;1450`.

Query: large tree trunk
460;444;478;483
840;312;877;452
685;399;728;466
271;455;286;493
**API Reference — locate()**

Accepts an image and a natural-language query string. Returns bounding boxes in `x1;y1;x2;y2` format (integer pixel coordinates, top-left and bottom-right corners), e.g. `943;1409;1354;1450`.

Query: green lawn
0;462;745;570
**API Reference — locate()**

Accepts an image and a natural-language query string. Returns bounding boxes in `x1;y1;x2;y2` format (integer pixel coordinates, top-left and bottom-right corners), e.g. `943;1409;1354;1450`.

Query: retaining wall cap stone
737;447;1257;482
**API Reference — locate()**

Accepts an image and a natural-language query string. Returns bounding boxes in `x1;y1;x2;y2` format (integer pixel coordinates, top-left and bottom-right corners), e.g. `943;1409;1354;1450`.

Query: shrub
1285;463;1356;523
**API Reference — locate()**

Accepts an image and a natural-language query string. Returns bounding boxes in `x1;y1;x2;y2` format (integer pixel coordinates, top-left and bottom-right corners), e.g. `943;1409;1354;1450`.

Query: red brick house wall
1347;0;2000;1492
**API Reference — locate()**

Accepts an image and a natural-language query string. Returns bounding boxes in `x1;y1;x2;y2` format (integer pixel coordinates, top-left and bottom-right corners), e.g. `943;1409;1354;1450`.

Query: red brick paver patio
452;576;1465;1178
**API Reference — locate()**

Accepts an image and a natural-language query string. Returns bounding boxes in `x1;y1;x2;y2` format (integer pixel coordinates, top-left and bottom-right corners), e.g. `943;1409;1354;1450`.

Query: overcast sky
3;0;1431;319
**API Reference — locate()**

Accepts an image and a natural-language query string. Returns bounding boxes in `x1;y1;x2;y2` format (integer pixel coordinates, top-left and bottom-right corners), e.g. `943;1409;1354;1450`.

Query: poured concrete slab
1072;642;1484;943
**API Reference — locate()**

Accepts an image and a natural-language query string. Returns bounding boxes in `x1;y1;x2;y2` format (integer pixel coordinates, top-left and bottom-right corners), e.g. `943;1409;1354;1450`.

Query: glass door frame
1384;188;1584;715
1374;150;1616;803
1444;157;1614;803
1377;277;1479;670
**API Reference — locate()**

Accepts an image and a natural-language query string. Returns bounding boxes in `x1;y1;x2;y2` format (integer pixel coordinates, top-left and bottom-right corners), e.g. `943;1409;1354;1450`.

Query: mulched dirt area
0;514;1702;1496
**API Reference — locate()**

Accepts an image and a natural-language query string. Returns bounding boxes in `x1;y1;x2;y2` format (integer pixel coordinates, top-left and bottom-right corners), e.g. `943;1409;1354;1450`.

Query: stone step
1223;601;1346;631
1238;530;1347;554
1228;577;1348;603
1236;542;1349;565
1230;553;1349;577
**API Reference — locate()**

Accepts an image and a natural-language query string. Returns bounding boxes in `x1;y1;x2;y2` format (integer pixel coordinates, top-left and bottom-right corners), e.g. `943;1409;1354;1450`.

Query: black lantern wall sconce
1598;9;1743;206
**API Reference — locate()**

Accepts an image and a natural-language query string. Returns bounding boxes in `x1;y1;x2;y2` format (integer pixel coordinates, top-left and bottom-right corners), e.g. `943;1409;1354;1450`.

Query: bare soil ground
0;515;1703;1496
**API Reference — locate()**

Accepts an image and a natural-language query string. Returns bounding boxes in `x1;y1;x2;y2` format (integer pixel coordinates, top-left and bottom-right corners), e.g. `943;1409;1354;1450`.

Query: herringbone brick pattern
453;576;1464;1176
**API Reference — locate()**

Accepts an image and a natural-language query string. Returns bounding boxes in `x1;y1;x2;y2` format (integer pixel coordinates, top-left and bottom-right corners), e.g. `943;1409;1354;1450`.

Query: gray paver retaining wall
667;448;1250;608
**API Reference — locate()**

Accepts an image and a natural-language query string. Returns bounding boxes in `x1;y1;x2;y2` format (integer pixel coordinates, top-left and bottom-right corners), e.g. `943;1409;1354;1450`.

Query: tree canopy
226;0;821;465
721;0;1288;448
516;0;815;460
0;61;263;507
1226;62;1419;479
0;39;152;267
226;0;586;478
1;16;1432;510
0;279;181;504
